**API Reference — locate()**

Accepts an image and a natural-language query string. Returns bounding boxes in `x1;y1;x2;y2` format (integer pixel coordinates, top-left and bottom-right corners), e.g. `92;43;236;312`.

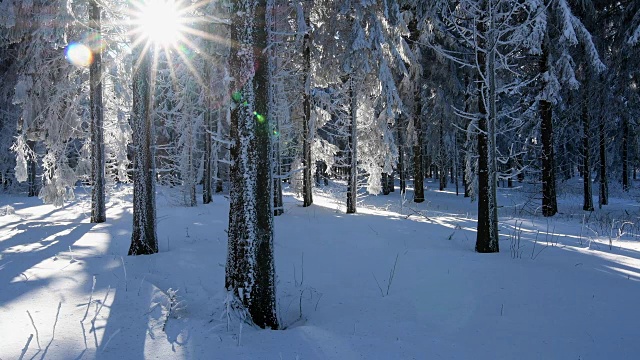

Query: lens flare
65;43;93;67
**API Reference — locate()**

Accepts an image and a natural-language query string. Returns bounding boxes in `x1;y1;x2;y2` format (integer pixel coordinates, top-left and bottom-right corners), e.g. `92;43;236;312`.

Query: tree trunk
540;39;557;217
475;5;499;253
622;114;629;191
409;17;424;203
89;0;106;222
582;87;594;212
301;13;313;207
346;77;357;214
462;75;471;198
27;140;37;197
439;117;446;191
598;114;608;207
266;1;283;215
129;46;158;255
225;0;278;329
382;172;390;195
202;58;213;204
397;117;405;195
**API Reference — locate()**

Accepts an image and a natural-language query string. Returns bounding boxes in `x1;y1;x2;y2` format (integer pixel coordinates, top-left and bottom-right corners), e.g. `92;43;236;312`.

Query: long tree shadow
0;222;93;304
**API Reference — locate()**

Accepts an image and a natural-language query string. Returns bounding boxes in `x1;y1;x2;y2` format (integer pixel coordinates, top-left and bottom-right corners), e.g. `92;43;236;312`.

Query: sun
134;0;185;48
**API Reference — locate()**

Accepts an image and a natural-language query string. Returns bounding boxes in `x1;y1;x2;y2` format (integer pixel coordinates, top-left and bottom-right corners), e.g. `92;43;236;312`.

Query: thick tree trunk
582;88;594;212
598;115;608;207
346;77;357;214
475;7;499;253
226;0;278;329
90;0;106;223
622;114;629;191
301;18;313;207
129;47;158;255
540;39;557;217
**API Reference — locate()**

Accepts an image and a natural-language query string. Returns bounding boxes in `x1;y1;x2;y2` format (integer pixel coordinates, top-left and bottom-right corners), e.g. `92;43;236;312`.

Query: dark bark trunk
346;77;357;214
439;118;446;191
475;9;499;253
302;18;313;207
598;114;608;207
408;17;424;203
129;47;158;256
225;0;278;330
540;39;557;217
90;0;106;222
27;140;37;197
622;114;629;191
462;76;471;198
382;172;390;195
397;117;405;195
582;87;594;212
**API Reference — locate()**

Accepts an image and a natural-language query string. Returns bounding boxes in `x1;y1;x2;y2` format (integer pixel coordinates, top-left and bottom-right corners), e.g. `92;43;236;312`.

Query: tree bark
439;117;446;191
475;3;499;253
582;86;594;212
225;0;278;329
129;46;158;255
598;113;608;207
409;17;424;203
27;140;37;197
397;116;406;195
622;114;629;191
266;0;283;215
540;38;557;217
203;58;213;204
301;10;313;207
89;0;106;223
346;77;357;214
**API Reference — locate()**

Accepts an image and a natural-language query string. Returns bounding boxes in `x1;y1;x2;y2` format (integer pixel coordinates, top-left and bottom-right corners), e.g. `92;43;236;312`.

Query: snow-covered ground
1;180;640;359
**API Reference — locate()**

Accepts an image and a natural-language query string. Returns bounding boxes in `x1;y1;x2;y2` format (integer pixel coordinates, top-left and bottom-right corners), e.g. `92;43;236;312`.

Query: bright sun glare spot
137;0;184;47
65;43;93;67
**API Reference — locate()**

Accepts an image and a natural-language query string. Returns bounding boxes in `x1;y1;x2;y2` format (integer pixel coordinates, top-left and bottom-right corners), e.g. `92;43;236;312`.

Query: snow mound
0;205;15;216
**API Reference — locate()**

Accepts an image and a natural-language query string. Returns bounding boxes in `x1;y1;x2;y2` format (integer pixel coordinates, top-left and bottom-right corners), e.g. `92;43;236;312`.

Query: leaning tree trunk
301;11;313;207
225;0;278;329
582;86;594;212
540;39;557;217
129;46;158;255
475;9;499;253
90;0;106;223
346;76;358;214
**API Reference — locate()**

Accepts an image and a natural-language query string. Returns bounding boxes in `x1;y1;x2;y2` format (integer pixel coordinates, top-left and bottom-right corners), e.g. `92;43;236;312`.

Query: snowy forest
1;0;640;358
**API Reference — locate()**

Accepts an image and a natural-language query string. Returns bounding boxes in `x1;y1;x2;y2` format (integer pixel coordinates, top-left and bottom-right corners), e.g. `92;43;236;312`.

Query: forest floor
1;179;640;359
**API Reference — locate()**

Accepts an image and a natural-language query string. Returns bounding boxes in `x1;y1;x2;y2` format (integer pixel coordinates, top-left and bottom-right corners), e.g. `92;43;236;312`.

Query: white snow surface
1;181;640;359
